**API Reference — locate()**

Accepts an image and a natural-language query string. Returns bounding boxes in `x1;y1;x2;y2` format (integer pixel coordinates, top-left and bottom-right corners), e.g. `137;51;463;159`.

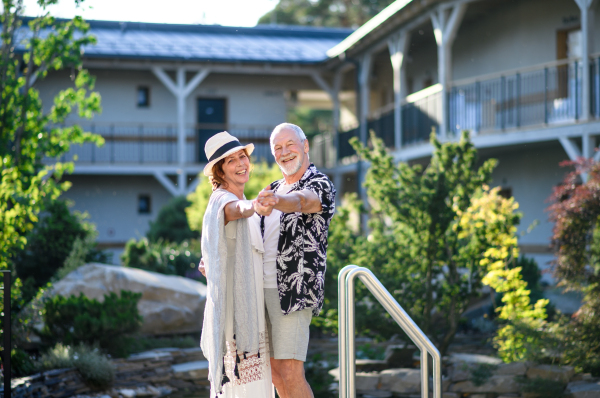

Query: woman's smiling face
221;149;250;187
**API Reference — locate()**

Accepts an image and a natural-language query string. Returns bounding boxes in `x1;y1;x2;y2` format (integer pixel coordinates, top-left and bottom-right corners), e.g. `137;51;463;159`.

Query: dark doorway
197;98;227;162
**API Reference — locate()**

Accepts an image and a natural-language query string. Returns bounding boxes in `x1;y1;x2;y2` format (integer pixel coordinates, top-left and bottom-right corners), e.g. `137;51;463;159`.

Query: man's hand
254;185;279;216
198;258;206;277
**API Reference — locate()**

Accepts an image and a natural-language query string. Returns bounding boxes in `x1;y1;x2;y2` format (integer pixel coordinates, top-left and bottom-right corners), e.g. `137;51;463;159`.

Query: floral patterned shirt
260;164;336;316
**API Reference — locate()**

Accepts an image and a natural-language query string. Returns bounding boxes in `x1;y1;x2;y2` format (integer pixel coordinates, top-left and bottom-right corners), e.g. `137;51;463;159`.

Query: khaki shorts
264;288;312;362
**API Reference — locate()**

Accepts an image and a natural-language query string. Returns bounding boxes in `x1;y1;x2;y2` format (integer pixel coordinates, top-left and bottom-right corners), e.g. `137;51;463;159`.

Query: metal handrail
338;265;442;398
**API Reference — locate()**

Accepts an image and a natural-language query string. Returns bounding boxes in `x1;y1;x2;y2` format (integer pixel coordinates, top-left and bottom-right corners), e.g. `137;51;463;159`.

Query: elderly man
254;123;336;398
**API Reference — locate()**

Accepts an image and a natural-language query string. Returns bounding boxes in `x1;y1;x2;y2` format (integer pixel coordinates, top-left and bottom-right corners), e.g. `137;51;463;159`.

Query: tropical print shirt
260;164;336;316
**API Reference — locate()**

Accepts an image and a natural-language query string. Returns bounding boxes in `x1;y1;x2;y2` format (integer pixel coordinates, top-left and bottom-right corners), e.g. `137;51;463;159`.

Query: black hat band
208;140;244;162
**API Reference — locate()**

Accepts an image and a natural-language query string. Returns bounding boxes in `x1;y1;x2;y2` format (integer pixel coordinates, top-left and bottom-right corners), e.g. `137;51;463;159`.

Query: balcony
52;122;275;166
310;58;600;169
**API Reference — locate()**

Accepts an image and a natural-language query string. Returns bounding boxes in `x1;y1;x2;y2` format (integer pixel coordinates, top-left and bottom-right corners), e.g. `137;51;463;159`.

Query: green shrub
126;335;198;354
41;290;143;357
147;196;198;244
11;348;36;377
15;201;86;300
14;200;110;302
519;377;566;398
121;238;203;281
39;344;114;390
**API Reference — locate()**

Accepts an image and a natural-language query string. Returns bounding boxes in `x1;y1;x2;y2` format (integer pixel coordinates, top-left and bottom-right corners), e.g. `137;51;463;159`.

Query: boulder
495;362;528;376
526;364;575;384
384;344;417;368
51;263;207;335
450;375;520;394
379;368;421;394
448;353;503;365
566;381;600;398
355;372;380;392
172;360;209;380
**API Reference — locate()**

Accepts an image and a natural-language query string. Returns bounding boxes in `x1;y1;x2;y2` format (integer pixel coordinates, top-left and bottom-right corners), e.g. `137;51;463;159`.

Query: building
35;20;352;260
40;0;600;287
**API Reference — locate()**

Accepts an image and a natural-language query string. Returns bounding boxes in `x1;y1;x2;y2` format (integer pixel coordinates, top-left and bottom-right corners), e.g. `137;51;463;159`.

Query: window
137;86;150;107
498;187;513;199
138;194;151;214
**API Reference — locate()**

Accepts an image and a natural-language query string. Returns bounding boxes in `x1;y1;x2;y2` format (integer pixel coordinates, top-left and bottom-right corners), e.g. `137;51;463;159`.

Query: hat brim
203;143;255;176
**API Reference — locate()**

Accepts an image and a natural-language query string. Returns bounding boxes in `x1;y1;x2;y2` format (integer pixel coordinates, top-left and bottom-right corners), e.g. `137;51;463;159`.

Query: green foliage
11;347;36;377
186;160;282;232
15;200;86;299
355;342;386;360
258;0;395;28
310;194;360;334
458;185;549;363
518;377;566;398
288;107;332;139
333;131;511;356
57;221;110;281
304;352;336;398
0;1;102;346
469;363;498;387
39;344;114;390
121;238;203;281
126;335;198;354
147;196;198;244
41;291;143;357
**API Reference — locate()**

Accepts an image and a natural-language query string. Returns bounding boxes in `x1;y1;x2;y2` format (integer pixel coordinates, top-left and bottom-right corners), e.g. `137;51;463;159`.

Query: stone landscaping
328;345;600;398
10;347;209;398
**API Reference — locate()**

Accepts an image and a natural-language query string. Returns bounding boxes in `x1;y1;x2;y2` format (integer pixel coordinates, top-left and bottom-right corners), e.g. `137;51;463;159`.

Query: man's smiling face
271;128;308;177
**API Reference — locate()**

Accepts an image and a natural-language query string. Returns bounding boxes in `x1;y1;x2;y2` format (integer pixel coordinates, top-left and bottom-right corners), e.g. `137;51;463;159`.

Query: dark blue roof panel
70;20;353;64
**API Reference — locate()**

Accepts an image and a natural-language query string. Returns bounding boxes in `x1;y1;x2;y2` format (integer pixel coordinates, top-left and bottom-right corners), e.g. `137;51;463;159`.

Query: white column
358;53;372;145
431;3;467;139
576;0;596;121
388;31;410;150
152;66;210;194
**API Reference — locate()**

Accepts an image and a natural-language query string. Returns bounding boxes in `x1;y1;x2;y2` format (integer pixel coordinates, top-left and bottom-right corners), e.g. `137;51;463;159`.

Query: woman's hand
198;258;206;277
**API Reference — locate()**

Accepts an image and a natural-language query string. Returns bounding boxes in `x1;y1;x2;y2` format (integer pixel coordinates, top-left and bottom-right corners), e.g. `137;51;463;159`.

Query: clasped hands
253;185;279;216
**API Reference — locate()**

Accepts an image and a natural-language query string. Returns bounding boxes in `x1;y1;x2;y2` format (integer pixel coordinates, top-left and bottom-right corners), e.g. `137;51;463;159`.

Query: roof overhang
325;0;445;67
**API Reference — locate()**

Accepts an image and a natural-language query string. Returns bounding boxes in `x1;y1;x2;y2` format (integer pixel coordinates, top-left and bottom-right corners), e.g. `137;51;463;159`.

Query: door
197;98;227;162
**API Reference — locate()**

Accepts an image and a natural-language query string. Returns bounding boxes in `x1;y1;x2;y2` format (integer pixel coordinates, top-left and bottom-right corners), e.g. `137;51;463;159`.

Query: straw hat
203;132;254;176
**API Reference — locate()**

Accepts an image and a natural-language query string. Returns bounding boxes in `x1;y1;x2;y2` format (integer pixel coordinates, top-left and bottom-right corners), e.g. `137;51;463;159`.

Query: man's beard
277;153;303;176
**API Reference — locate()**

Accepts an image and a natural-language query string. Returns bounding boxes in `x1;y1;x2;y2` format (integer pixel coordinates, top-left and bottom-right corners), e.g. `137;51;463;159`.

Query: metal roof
28;19;353;64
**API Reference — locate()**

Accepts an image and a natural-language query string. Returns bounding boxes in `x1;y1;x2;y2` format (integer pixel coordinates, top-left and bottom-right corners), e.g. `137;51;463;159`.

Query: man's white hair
270;123;307;149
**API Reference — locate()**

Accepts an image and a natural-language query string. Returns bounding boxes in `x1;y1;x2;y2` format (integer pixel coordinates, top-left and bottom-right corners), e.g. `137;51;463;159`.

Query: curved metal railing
338;265;442;398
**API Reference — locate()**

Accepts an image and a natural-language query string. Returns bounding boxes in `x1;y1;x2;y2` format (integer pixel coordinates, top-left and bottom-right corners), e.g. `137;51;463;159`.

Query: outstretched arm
257;189;322;214
223;200;255;224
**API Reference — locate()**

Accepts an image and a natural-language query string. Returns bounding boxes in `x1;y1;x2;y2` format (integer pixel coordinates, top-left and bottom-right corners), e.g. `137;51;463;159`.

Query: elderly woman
199;132;273;398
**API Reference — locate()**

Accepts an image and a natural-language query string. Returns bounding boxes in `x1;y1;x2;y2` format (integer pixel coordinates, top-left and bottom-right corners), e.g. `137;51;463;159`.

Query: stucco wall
35;69;320;128
60;175;174;262
486;141;569;246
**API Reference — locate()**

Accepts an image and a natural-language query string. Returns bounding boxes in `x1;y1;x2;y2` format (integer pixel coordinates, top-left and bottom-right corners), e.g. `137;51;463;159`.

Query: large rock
450;375;521;394
355;372;381;392
566;381;600;398
495;362;528;376
51;263;207;335
379;368;421;394
526;364;575;384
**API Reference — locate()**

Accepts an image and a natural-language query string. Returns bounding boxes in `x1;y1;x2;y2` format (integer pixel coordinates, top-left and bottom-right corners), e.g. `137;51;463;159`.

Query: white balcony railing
50;122;275;165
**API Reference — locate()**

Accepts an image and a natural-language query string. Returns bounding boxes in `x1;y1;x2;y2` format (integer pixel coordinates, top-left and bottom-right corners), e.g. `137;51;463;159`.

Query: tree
0;1;101;271
258;0;395;28
545;159;600;375
147;196;198;244
321;131;523;355
0;0;102;350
